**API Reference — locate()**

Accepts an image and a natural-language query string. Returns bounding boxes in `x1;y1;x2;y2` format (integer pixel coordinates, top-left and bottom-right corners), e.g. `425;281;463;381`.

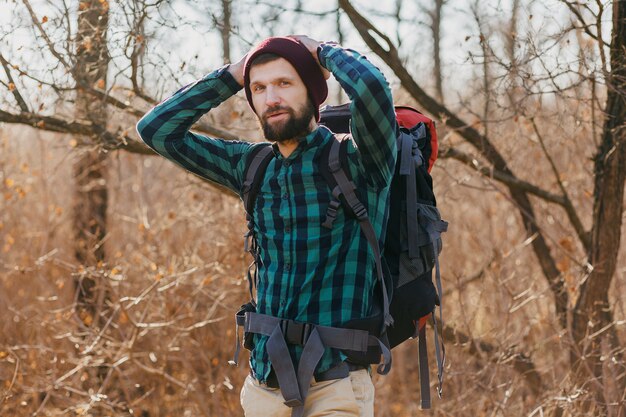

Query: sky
0;0;614;113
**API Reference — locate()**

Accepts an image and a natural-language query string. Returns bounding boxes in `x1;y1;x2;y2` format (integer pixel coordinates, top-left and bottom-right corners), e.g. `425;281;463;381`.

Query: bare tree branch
0;109;152;154
442;324;545;397
560;0;610;48
441;146;566;205
0;53;29;112
21;0;73;71
530;118;591;252
338;0;569;330
128;7;155;105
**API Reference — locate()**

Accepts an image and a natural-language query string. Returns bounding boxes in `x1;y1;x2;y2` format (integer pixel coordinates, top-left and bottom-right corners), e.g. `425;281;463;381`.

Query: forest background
1;0;625;416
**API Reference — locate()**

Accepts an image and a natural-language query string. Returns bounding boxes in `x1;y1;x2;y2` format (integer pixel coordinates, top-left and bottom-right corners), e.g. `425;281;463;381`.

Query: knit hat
243;37;328;120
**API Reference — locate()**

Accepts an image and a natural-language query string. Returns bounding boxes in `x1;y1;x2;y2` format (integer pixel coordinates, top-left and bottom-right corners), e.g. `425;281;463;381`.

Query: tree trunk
430;0;445;104
571;2;626;415
335;1;345;103
505;0;520;110
337;0;569;331
72;0;110;324
221;0;232;64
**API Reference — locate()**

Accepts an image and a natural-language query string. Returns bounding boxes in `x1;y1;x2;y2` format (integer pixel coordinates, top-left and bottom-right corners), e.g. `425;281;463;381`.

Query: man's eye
253;85;265;92
280;81;290;87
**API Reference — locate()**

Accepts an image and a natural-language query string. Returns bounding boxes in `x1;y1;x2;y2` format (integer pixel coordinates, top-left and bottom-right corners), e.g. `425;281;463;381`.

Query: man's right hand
228;53;247;87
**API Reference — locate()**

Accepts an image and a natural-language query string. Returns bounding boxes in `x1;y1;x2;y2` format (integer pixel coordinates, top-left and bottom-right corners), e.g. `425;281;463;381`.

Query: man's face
249;57;316;142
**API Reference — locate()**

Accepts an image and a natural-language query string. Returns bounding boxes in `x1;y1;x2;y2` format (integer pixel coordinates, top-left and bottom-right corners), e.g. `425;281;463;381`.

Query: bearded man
137;35;396;417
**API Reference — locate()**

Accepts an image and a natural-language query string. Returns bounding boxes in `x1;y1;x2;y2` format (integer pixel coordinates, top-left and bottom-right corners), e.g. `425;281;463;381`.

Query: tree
71;0;111;326
338;0;625;414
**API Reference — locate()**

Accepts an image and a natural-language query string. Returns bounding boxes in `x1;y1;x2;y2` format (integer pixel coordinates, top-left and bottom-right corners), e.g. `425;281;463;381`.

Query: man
136;35;396;417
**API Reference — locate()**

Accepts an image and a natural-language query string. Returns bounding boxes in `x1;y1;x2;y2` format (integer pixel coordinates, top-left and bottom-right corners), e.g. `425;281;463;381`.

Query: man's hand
227;53;247;87
288;35;331;80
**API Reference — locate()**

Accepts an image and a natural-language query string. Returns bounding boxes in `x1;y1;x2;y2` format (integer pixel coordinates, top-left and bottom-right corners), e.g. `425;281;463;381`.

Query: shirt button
285;226;291;233
282;193;288;200
285;263;291;271
284;161;291;167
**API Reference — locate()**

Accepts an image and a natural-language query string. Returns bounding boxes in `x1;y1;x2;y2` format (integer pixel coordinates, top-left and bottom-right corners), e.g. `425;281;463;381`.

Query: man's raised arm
313;39;396;188
136;57;253;193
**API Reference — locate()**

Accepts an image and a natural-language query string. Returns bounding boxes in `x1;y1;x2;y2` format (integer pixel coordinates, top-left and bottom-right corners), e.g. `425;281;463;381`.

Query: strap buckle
352;202;368;220
281;320;312;346
283;398;304;408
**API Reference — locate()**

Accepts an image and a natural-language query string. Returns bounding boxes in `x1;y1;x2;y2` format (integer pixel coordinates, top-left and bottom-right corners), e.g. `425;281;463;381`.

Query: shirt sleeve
318;43;397;188
136;66;253;194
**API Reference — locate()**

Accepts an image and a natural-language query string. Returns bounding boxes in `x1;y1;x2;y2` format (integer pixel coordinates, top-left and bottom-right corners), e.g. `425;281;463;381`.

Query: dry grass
0;101;624;416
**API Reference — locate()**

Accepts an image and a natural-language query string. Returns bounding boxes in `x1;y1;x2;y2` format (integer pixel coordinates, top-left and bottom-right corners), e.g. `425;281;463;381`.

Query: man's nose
265;86;281;106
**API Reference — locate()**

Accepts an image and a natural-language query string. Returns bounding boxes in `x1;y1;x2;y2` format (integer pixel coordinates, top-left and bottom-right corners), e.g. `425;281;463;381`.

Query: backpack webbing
241;144;274;299
326;131;447;407
235;140;392;416
235;131;446;409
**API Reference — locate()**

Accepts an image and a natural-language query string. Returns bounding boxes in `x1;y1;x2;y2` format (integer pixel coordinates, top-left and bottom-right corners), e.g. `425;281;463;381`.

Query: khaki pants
240;369;375;417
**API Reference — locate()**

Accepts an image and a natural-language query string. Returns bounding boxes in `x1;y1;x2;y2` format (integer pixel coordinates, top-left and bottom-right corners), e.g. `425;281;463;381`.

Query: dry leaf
559;237;574;252
95;78;105;89
81;313;93;326
119;311;129;324
8;82;15;91
41;16;48;24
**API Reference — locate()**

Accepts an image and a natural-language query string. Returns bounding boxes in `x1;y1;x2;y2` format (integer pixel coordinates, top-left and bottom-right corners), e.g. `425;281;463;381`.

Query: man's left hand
288;35;331;80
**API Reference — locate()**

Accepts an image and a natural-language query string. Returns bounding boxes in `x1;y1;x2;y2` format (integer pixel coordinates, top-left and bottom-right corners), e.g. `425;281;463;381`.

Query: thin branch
442;324;545;397
444;254;496;298
441;146;566;205
129;10;155;104
0;53;29;112
560;1;609;48
592;0;610;82
21;0;73;71
530;118;591;252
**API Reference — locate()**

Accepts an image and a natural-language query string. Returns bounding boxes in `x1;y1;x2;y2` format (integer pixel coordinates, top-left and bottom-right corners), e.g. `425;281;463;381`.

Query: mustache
262;105;292;119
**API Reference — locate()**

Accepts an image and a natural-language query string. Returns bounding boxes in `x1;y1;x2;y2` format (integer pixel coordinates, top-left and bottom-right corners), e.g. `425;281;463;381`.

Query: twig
440;146;566;205
0;53;29;112
530;118;590;252
0;350;20;403
21;0;73;70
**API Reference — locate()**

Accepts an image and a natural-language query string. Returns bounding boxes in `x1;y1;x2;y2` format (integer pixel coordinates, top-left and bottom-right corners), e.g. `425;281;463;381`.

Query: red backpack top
395;106;438;173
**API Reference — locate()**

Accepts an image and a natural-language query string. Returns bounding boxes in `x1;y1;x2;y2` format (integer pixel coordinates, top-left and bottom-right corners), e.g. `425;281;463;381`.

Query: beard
259;99;316;143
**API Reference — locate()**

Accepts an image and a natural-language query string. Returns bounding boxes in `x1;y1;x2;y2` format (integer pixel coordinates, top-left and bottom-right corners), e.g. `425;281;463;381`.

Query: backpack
233;104;448;410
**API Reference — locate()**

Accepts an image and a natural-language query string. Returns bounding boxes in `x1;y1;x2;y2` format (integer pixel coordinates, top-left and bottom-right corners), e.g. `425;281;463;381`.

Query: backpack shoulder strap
242;143;274;219
322;134;394;333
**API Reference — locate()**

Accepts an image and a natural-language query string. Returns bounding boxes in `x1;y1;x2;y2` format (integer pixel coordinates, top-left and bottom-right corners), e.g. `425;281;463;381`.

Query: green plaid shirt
136;43;396;383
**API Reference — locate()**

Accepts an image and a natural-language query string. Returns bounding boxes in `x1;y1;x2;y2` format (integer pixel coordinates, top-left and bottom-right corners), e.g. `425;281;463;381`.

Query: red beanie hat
243;37;328;120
